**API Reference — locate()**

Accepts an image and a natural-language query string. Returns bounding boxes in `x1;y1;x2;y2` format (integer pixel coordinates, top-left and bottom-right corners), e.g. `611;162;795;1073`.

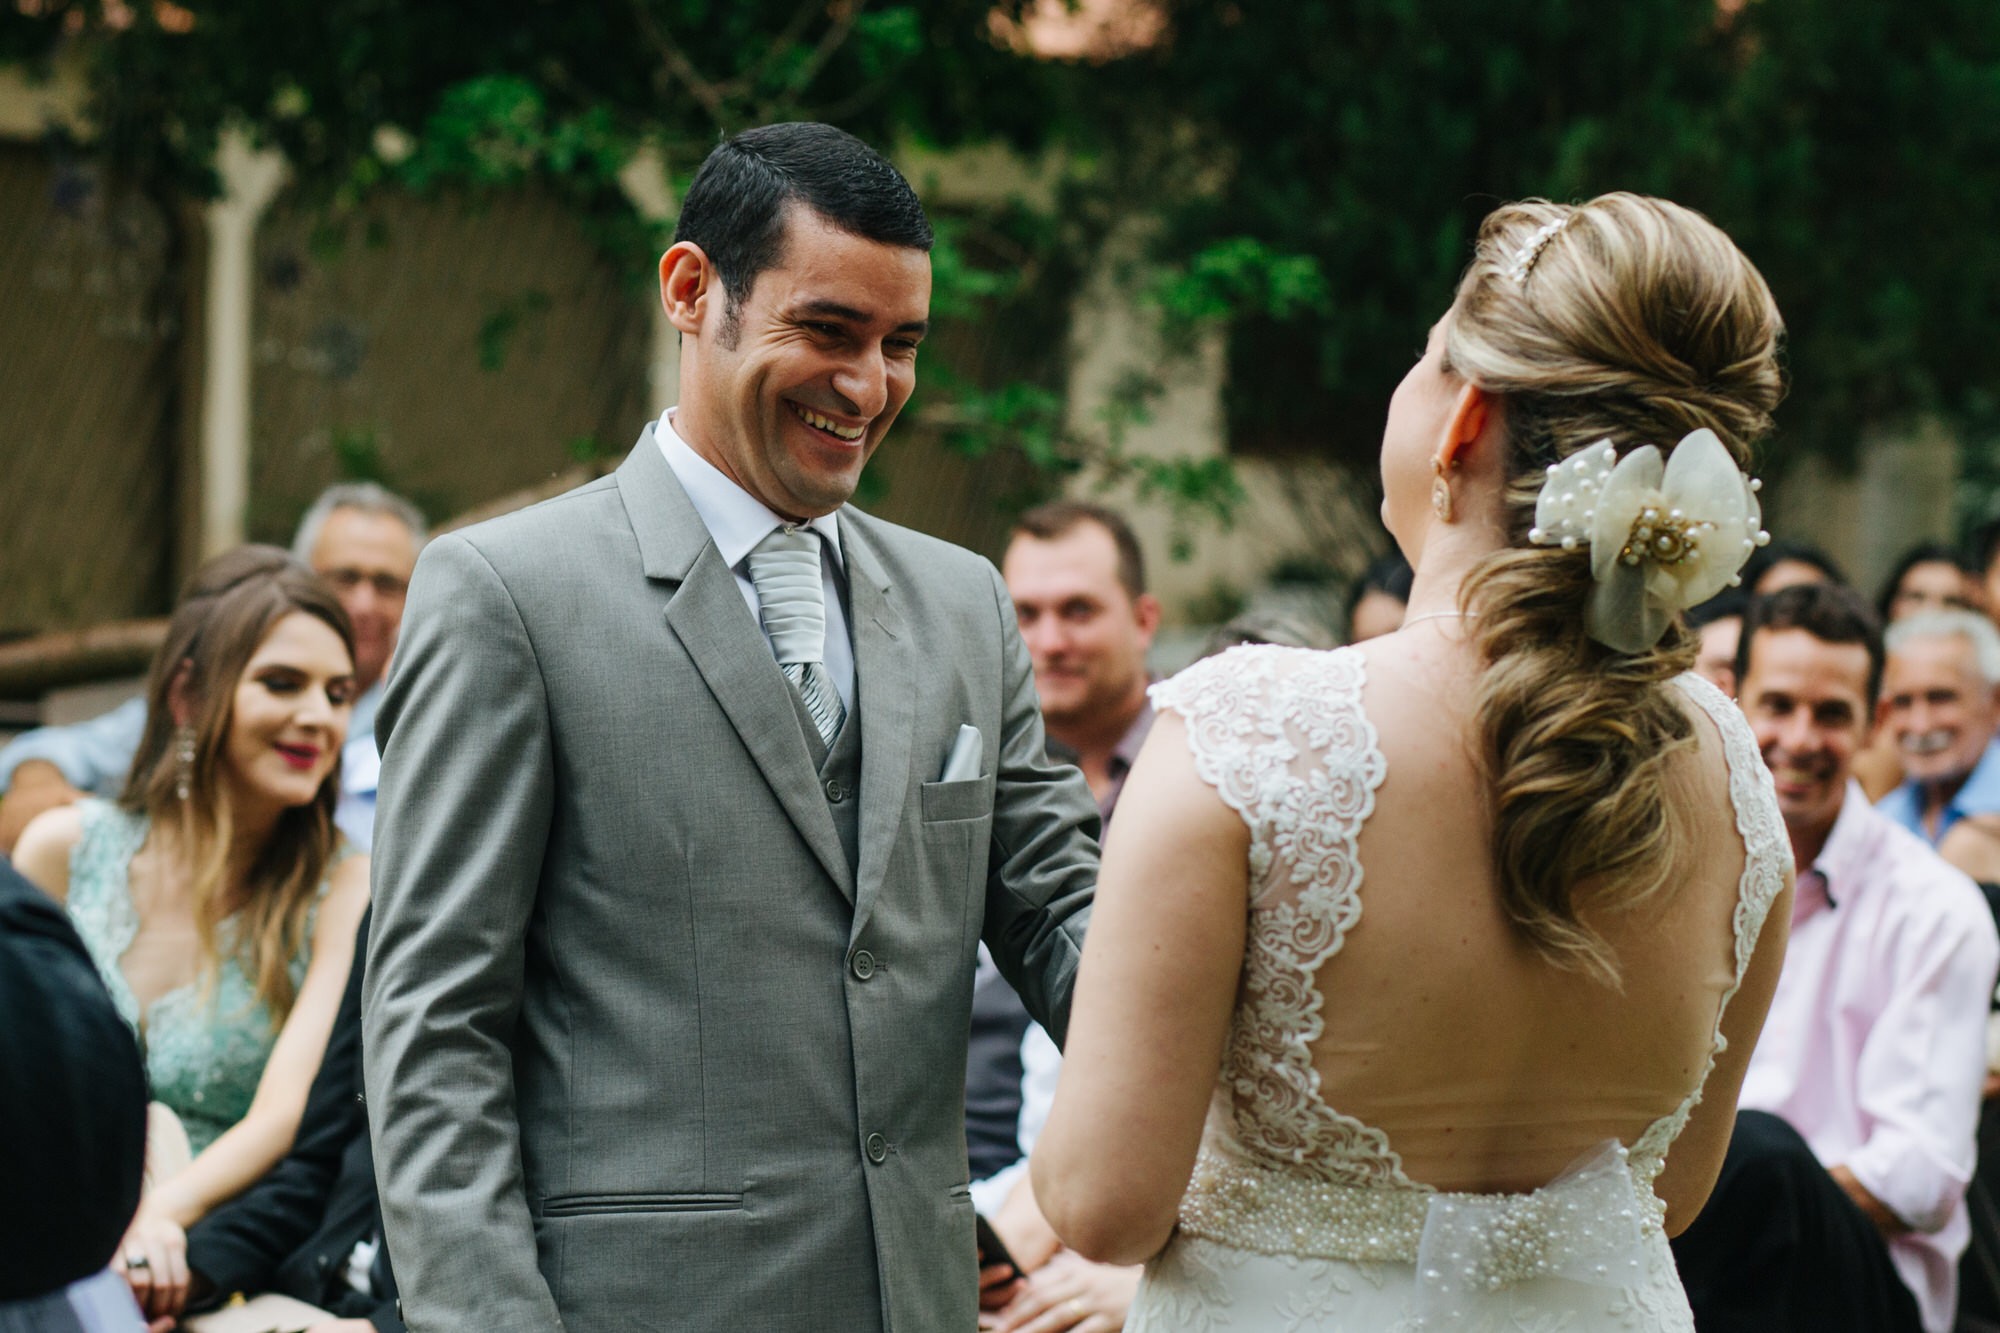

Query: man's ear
1133;593;1163;641
660;241;714;337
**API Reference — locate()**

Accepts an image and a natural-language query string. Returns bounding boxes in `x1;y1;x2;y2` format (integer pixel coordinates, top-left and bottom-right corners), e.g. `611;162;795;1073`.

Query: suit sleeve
186;913;370;1304
978;562;1100;1047
362;534;563;1331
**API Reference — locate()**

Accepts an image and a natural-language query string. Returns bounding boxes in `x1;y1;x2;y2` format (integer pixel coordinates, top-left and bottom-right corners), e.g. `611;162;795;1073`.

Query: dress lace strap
1152;646;1410;1189
1628;673;1788;1179
65;798;150;1029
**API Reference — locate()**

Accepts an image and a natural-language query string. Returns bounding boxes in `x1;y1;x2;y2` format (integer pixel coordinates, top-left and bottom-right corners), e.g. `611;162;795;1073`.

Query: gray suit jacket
362;429;1099;1332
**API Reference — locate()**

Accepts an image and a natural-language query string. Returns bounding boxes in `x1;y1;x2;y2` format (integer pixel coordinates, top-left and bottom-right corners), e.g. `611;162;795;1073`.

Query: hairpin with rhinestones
1503;214;1573;286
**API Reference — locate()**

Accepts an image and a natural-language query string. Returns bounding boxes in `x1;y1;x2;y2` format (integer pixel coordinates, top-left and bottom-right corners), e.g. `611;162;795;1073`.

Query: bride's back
1304;631;1747;1194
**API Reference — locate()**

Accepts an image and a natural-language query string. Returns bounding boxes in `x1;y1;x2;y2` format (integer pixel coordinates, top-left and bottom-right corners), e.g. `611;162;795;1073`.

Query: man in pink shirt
1673;583;2000;1333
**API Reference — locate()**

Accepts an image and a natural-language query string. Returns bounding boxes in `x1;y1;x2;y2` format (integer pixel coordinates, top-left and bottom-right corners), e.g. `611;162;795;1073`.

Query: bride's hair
1444;193;1783;984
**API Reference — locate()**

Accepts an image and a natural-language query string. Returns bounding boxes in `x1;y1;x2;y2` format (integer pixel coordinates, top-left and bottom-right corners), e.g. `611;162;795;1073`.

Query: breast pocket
918;779;994;953
921;777;989;823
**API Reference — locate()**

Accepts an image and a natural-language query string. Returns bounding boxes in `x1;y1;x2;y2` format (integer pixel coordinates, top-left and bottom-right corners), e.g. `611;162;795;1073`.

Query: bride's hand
980;1249;1141;1333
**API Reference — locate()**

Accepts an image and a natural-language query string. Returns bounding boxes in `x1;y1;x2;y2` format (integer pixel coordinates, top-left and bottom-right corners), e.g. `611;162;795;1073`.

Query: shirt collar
1110;690;1158;774
1808;779;1878;907
1942;735;2000;822
656;409;844;573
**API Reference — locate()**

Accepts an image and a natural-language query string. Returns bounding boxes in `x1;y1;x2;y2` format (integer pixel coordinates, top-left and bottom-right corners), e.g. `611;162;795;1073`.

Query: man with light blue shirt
0;483;423;853
1877;610;2000;845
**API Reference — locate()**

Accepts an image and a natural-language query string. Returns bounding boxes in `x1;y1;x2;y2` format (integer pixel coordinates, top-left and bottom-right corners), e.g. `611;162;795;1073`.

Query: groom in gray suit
362;123;1100;1331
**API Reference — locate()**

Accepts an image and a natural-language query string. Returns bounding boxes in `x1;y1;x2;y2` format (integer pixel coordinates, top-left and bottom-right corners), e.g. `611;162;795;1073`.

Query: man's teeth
1904;730;1955;756
796;405;864;441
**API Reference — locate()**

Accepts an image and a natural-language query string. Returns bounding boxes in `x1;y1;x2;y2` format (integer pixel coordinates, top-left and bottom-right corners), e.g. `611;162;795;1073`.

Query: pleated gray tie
747;524;845;749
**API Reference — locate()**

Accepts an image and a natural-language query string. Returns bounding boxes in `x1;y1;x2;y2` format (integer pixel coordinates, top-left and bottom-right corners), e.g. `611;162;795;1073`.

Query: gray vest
789;681;862;875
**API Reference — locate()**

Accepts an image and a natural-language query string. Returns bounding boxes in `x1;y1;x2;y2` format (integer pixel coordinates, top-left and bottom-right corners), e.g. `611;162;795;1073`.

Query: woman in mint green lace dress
15;548;371;1323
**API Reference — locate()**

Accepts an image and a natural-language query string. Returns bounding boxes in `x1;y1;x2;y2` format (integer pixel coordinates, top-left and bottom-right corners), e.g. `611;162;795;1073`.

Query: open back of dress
1126;644;1788;1333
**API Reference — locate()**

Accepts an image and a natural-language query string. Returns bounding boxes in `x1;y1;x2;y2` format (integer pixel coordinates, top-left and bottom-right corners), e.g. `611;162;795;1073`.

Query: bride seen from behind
1031;194;1797;1331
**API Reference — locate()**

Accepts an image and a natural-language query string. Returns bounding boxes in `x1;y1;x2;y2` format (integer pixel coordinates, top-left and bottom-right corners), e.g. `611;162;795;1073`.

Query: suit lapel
844;518;915;936
618;433;857;903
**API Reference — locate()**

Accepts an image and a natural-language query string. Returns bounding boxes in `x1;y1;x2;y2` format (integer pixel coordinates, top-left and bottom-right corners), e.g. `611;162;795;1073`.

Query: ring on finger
125;1254;151;1272
1067;1298;1085;1319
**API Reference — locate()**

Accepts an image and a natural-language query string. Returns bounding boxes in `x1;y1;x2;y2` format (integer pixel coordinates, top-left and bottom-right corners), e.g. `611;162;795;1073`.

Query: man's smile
788;399;866;442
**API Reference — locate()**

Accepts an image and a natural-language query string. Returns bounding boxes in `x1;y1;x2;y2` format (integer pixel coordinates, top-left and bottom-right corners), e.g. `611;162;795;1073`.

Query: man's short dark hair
1736;582;1886;707
1011;501;1147;600
1741;539;1849;595
673;122;933;345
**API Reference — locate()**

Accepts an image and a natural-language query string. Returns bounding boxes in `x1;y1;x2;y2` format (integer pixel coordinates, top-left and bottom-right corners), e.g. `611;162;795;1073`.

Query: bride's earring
1431;457;1455;523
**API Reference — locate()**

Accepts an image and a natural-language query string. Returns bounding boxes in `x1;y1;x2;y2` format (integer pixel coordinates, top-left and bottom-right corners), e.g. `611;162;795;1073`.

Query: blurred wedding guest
0;859;149;1333
1743;538;1848;597
10;548;371;1328
1874;610;2000;846
0;482;424;854
1688;587;1750;697
1878;541;1981;623
1006;501;1162;817
1849;548;1978;807
1346;549;1414;642
1674;584;1999;1333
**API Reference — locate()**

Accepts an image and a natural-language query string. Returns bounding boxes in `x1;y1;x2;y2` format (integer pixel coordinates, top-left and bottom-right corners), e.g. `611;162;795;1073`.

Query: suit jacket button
865;1132;888;1163
825;778;848;802
850;949;875;980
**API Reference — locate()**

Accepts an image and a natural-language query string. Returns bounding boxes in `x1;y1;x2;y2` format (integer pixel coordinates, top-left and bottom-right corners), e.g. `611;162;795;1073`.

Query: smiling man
362;124;1100;1332
1876;610;2000;844
1671;583;1999;1333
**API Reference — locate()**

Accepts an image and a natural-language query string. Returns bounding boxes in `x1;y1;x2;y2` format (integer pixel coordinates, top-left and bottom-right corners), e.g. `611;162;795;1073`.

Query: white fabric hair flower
1528;429;1769;653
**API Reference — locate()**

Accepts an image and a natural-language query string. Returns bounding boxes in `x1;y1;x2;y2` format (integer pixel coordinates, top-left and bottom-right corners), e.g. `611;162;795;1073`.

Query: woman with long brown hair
14;546;370;1322
1032;195;1796;1330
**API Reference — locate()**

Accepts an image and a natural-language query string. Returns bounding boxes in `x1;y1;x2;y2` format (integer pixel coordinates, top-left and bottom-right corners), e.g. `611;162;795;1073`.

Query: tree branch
625;0;728;123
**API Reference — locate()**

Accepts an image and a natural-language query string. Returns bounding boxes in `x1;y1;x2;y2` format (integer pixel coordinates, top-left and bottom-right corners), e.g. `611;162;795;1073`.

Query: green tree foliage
1066;0;2000;481
7;0;1997;507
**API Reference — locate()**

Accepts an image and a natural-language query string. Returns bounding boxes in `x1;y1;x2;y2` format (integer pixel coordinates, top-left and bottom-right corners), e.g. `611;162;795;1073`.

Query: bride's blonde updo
1445;192;1784;984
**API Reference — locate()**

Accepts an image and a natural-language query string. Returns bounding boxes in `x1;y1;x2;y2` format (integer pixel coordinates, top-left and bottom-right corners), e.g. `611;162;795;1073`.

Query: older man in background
0;482;424;852
1876;610;2000;846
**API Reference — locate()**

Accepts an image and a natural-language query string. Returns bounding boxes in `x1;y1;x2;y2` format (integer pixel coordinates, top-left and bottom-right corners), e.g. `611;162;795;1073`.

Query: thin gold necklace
1401;610;1477;628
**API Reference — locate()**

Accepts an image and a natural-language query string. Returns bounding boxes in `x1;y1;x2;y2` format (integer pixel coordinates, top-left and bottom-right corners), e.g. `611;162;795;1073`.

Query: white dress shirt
656;410;855;710
1740;783;2000;1332
968;942;1064;1217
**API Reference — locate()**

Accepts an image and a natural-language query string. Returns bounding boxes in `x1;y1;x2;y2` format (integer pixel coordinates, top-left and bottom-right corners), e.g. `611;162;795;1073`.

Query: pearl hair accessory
1528;429;1769;653
1503;214;1574;285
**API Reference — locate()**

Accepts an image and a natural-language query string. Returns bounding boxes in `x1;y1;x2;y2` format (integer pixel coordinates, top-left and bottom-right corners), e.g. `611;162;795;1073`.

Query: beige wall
0;141;178;635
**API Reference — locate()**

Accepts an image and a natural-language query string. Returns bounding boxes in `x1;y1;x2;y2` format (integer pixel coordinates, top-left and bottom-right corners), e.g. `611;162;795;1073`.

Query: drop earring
1431;457;1455;523
175;725;196;802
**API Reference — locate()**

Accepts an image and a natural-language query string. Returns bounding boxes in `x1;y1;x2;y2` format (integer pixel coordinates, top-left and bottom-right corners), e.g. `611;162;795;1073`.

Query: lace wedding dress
1126;646;1787;1333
